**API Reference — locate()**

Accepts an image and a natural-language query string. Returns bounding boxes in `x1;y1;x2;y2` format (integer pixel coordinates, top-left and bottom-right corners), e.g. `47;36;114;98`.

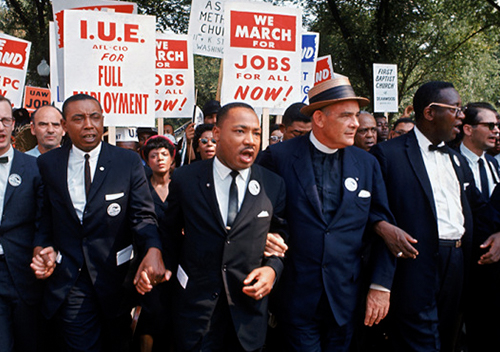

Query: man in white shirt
460;102;500;351
162;102;287;352
25;105;65;157
0;95;43;352
371;82;500;352
31;94;166;351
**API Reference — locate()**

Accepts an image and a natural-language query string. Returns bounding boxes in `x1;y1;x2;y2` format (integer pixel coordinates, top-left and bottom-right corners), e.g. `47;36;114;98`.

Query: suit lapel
56;144;81;223
329;148;358;227
199;159;226;231
292;137;324;222
230;165;261;232
86;142;112;204
405;130;437;218
448;149;468;208
3;150;24;209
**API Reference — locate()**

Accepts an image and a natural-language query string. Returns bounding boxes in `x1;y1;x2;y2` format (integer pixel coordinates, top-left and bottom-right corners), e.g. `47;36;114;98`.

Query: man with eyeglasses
371;82;500;352
0;95;43;351
388;118;415;139
354;111;377;151
459;102;500;351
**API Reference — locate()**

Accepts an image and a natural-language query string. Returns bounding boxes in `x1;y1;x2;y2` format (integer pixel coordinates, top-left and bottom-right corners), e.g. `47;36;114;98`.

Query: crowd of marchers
1;76;500;352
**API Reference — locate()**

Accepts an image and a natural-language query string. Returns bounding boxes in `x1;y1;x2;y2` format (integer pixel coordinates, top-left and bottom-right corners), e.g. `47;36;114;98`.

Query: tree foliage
308;0;500;113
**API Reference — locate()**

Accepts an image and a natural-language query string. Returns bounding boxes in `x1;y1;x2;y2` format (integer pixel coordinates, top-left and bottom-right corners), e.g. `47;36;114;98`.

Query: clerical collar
309;131;338;154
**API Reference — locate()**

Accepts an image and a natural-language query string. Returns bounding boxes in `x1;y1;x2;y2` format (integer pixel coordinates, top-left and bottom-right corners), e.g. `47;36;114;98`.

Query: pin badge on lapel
344;177;358;192
99;166;105;171
249;180;260;196
107;203;121;217
8;174;21;187
453;155;460;167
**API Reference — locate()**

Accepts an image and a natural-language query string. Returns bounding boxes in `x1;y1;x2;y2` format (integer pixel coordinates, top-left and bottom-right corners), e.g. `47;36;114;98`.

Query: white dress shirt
25;145;41;157
460;143;498;197
0;145;14;225
213;157;250;227
414;127;464;240
67;143;102;222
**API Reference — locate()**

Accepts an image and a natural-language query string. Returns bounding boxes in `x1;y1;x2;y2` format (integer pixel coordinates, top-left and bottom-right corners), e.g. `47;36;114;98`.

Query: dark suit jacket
259;134;395;327
371;129;494;314
0;150;43;305
34;142;162;319
162;159;287;351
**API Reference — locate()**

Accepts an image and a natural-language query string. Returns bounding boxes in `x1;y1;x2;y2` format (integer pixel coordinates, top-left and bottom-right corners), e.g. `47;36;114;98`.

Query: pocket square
257;210;269;218
358;190;371;198
105;192;125;201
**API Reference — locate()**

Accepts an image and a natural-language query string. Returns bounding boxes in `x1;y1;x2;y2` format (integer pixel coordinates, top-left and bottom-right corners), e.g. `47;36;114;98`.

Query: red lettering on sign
0;38;28;70
156;39;188;69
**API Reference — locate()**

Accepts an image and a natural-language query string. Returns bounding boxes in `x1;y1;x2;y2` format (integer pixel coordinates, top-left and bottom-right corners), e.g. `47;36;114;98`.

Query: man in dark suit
459;102;500;351
162;102;286;352
31;94;167;351
0;95;43;352
371;81;500;352
259;76;400;351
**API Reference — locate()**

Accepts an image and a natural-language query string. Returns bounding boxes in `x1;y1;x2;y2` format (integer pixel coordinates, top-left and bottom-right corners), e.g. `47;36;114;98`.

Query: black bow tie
0;156;8;164
429;144;448;153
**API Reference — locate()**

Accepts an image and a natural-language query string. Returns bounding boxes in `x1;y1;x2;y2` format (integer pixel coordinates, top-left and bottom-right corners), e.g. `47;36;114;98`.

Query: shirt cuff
370;283;390;292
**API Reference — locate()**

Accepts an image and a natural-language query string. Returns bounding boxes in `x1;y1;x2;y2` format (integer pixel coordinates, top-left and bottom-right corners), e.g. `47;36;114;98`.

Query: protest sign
63;10;156;126
188;0;225;58
49;22;63;108
373;63;398;112
314;55;334;85
301;32;319;103
52;0;137;98
0;33;31;108
24;86;51;113
221;2;302;110
155;34;195;118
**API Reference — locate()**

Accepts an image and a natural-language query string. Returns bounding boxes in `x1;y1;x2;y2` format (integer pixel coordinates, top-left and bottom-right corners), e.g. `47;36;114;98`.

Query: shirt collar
460;143;485;164
414;126;445;156
0;145;14;160
310;131;339;154
214;156;250;181
71;142;102;160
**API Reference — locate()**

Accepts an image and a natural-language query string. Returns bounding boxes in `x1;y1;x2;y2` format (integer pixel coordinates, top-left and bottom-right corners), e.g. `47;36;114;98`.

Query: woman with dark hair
136;135;176;352
192;123;216;161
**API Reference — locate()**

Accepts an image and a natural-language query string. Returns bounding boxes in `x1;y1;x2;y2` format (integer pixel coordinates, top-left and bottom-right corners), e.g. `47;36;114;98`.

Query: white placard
188;0;226;58
0;33;31;108
373;63;398;112
155;34;195;118
63;10;156;126
49;22;63;109
221;2;302;110
301;32;319;104
52;0;137;100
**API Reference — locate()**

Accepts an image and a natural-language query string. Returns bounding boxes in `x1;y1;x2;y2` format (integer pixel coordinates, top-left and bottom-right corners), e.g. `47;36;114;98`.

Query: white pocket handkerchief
358;190;371;198
106;192;125;201
257;210;269;218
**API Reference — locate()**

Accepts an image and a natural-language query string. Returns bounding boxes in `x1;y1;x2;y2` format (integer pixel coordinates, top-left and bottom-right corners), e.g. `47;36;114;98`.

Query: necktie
478;158;489;198
84;154;91;199
428;144;448;153
0;156;8;163
227;170;239;228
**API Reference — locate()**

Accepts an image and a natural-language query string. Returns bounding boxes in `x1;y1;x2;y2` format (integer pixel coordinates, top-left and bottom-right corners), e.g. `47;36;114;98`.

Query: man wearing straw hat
259;75;401;351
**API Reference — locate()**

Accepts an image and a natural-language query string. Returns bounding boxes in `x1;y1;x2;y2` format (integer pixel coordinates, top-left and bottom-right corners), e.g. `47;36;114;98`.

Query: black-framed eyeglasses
428;102;464;117
200;138;216;145
269;135;283;142
473;122;500;131
0;117;14;127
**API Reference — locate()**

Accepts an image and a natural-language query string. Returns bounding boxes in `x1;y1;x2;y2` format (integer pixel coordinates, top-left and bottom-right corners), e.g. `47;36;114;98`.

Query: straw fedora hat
301;75;370;116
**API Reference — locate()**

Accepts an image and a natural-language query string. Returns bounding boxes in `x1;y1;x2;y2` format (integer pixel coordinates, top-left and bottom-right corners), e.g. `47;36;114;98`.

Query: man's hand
479;232;500;265
134;247;171;295
364;289;390;327
264;233;288;257
242;266;276;300
31;246;57;279
373;220;418;259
